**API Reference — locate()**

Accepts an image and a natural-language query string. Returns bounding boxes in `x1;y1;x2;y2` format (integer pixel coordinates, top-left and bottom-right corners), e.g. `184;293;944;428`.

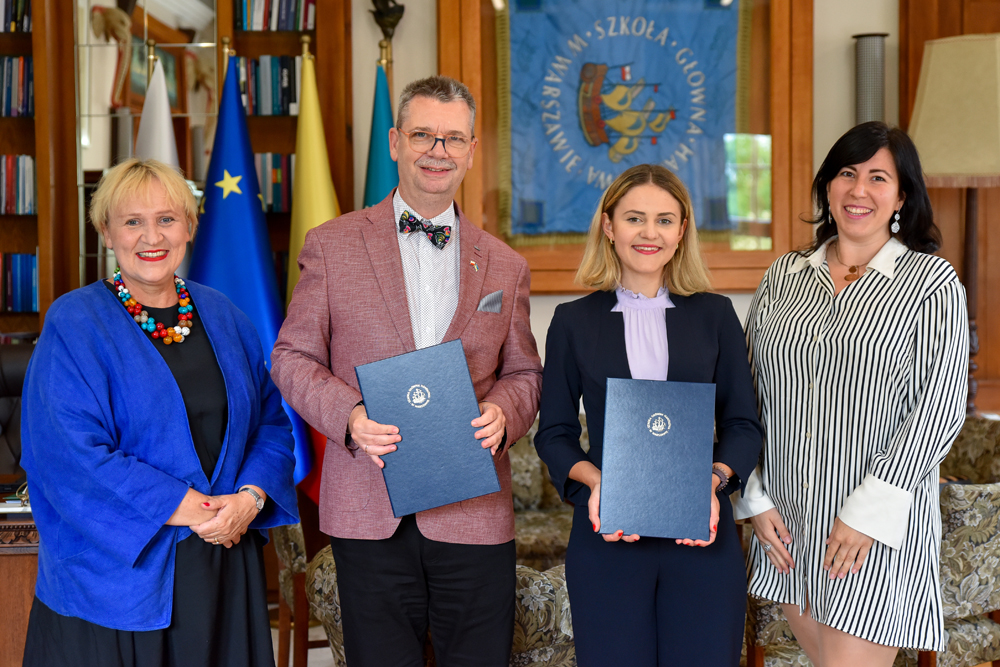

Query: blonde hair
89;158;199;238
576;164;712;296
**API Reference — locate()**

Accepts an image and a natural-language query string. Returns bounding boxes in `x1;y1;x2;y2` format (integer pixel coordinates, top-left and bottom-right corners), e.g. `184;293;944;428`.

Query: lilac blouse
611;286;675;381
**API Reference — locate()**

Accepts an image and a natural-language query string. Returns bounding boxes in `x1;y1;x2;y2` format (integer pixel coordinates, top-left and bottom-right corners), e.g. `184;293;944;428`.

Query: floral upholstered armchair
508;419;580;571
743;416;1000;667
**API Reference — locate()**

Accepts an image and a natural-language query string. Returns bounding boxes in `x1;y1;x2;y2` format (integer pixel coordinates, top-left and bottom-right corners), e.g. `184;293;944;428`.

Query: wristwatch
239;486;265;512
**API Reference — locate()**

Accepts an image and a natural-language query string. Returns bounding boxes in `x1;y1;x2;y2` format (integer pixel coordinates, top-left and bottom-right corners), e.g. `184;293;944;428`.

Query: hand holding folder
354;340;502;517
599;378;716;541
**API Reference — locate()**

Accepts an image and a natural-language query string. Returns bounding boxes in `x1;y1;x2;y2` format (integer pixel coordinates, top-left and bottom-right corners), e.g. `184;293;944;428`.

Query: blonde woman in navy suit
534;164;763;666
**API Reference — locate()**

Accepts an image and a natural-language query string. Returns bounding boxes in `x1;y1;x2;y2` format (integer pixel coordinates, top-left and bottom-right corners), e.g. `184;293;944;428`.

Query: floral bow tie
398;210;452;250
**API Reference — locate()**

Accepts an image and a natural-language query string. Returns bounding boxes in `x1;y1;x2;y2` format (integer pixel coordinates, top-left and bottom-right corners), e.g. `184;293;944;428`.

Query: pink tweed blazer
272;192;542;544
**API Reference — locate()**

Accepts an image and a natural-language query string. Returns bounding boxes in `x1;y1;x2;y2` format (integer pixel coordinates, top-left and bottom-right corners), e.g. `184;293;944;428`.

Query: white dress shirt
393;190;461;349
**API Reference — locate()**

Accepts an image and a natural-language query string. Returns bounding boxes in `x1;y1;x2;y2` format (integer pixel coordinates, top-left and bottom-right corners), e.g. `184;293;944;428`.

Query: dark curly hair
806;121;941;254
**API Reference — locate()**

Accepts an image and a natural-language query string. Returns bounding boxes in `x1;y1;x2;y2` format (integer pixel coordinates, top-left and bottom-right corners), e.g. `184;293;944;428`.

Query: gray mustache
416;158;455;170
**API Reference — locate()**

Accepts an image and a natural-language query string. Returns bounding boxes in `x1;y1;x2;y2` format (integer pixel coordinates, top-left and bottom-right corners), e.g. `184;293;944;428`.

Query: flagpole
378;39;393;103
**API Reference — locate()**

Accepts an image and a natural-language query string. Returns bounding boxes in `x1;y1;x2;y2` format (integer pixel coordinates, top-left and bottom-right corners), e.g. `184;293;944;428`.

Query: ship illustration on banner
505;0;743;238
578;62;676;163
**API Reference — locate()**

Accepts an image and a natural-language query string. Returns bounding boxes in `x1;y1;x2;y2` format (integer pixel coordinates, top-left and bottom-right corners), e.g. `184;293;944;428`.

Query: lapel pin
470;260;479;272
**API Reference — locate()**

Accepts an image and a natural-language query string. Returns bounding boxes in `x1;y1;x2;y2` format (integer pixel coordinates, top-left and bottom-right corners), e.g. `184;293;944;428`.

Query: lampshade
909;34;1000;188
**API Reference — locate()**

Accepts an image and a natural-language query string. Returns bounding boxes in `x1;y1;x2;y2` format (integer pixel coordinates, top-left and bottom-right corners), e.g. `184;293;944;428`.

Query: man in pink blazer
272;76;542;666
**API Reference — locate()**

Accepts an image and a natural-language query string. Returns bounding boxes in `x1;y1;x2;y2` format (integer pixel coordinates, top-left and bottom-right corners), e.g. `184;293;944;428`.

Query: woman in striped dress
734;121;969;665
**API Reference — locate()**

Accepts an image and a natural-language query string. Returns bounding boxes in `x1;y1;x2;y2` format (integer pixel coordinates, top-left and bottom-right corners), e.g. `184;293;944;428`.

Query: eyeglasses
397;128;476;157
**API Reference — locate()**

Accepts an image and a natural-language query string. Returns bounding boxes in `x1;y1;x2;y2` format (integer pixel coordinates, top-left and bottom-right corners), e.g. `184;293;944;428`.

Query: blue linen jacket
20;280;298;631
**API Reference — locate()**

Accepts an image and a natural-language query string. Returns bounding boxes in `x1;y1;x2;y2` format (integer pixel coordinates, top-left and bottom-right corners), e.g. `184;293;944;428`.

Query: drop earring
609;237;615;246
891;210;900;234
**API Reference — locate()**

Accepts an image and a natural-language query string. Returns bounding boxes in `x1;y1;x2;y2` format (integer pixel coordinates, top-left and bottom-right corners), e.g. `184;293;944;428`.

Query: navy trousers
565;499;747;667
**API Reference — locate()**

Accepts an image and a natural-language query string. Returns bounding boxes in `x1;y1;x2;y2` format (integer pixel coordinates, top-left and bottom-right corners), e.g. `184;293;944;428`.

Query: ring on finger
214;537;220;544
364;444;369;454
762;542;772;552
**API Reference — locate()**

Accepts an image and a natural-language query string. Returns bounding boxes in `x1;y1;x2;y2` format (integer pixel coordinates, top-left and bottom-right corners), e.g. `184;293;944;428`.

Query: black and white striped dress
733;236;968;650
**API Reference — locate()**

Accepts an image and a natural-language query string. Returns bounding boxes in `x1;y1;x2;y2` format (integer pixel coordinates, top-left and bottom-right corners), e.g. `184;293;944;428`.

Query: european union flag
189;55;312;484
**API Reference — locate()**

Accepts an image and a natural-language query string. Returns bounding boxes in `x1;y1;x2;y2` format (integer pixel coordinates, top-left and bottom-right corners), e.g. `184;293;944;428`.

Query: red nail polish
593;523;598;532
711;524;717;532
202;502;210;507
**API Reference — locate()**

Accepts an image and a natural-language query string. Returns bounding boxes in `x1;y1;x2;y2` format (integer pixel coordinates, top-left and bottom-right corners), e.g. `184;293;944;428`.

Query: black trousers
565;501;747;667
329;515;515;667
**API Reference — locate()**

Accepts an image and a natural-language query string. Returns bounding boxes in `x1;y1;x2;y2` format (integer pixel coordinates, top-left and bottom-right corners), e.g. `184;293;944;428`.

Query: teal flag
188;55;312;484
363;65;399;207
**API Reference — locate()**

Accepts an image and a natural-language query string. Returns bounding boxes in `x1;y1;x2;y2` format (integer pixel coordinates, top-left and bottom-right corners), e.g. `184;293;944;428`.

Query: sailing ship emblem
647;412;671;437
407;384;431;408
578;62;676;163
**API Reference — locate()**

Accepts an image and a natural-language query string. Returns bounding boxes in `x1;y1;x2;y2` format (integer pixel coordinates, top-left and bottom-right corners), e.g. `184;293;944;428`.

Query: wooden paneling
0;118;34;156
316;0;354;212
438;0;813;293
0;552;37;667
32;0;79;325
900;0;1000;412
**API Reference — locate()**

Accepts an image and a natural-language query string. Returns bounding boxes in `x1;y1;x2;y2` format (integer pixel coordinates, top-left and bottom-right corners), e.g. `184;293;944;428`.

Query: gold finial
146;38;157;84
220;36;235;78
301;34;312;59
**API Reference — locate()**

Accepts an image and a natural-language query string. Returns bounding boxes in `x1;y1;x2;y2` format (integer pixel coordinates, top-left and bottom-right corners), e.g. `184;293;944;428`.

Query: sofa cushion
937;615;1000;667
514;509;574;571
940;481;1000;619
512;564;575;666
941;416;1000;484
510;433;545;512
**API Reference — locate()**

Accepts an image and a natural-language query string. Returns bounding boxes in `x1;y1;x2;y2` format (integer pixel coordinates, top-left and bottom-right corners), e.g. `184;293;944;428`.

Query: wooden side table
0;514;38;667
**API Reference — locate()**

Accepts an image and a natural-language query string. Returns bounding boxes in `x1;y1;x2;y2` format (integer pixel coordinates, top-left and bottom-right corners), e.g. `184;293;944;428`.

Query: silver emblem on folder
407;384;431;408
647;413;671;437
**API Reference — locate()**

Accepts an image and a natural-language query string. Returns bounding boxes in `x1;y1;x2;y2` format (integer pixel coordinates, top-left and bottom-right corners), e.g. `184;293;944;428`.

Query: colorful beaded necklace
113;267;195;345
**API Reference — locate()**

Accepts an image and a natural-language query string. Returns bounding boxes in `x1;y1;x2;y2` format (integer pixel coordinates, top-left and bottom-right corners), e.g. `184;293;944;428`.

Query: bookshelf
0;29;34;332
216;0;355;264
0;2;75;336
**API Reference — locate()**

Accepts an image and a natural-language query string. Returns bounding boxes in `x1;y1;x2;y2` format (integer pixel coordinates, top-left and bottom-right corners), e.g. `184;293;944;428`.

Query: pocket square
477;290;503;313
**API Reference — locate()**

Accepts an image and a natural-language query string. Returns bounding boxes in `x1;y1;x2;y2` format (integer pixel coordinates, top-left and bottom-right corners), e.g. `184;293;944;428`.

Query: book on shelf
1;54;34;117
236;0;315;32
236;56;302;116
0;251;37;313
0;58;32;117
253;152;296;213
0;155;35;214
0;0;30;33
0;330;38;343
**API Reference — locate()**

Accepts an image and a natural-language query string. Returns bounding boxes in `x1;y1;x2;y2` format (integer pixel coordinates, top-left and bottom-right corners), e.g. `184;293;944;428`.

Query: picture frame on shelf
128;36;180;110
126;6;190;114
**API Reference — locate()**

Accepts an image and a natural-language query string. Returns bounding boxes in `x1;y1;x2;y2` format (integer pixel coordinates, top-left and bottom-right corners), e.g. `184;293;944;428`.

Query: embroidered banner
502;0;744;241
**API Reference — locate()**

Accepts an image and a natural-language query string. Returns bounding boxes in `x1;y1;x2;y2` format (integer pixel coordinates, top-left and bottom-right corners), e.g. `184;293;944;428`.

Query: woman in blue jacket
534;164;762;666
20;159;298;667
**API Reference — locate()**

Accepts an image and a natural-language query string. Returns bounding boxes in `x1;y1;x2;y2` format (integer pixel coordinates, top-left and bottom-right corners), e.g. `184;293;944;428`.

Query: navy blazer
534;289;763;507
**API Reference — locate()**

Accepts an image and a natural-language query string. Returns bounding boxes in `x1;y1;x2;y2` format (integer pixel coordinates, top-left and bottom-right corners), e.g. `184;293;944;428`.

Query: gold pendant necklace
833;244;866;283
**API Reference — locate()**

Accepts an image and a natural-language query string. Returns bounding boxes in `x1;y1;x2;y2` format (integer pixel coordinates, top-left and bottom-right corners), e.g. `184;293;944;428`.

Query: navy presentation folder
354;339;501;517
599;378;716;540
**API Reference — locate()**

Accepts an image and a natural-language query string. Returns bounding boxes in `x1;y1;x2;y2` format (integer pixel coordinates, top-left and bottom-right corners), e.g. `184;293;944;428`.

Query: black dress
22;285;276;667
